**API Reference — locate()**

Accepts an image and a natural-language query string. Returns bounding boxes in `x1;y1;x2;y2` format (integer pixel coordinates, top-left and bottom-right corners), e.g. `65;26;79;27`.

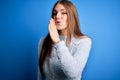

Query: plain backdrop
0;0;120;80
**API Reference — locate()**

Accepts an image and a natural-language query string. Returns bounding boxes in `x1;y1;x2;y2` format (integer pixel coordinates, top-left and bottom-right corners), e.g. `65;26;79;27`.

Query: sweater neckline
59;35;66;41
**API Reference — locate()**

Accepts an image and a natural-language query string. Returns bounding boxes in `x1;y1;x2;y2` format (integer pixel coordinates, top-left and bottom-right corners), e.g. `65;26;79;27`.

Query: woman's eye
53;13;57;16
62;12;67;14
53;11;57;16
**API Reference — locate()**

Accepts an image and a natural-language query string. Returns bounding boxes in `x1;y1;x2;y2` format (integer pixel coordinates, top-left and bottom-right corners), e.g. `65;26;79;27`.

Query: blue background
0;0;120;80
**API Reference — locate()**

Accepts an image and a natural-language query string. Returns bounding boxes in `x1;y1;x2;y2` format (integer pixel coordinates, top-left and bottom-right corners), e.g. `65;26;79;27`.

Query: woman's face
53;3;68;31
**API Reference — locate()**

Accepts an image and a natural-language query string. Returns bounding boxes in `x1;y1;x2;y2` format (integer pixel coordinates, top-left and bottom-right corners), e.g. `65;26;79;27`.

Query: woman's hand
49;18;60;43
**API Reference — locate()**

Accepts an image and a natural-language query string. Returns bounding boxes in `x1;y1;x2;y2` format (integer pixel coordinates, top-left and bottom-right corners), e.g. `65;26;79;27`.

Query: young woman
38;0;92;80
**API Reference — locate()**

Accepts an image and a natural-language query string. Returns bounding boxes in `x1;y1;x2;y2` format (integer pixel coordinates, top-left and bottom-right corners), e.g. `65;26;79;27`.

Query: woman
38;0;92;80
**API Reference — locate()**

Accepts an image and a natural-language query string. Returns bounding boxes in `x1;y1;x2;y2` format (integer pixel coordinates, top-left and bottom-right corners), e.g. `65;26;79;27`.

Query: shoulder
72;35;92;47
79;36;92;43
38;36;46;56
38;36;46;46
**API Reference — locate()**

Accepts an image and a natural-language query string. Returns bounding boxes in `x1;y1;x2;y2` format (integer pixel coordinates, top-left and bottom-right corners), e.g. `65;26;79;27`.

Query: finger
50;22;55;31
48;24;52;33
49;19;54;30
50;18;55;27
51;19;55;24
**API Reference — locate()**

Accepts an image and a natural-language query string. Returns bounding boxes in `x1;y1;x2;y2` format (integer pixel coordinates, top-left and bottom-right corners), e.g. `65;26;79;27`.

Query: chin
56;27;63;30
57;28;67;31
56;26;66;30
57;28;63;30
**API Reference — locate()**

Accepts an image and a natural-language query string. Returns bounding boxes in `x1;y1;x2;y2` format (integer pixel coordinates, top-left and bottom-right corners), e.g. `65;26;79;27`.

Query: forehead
54;3;66;11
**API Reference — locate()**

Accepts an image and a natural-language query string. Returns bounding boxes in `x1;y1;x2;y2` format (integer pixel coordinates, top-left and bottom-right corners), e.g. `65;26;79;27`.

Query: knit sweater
38;35;92;80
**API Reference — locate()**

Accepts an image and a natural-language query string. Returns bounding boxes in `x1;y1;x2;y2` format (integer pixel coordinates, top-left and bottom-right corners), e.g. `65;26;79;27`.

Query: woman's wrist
54;39;61;43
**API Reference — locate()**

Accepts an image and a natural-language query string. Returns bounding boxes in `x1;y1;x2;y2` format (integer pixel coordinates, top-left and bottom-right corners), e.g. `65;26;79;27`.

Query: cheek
65;19;68;26
65;21;68;27
63;17;68;26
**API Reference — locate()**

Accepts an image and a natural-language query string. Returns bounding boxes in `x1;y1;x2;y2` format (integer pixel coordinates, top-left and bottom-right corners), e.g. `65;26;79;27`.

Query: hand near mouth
49;18;60;43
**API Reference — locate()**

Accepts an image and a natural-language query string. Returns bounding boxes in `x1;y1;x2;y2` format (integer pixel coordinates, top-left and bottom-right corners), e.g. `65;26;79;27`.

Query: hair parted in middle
39;0;84;78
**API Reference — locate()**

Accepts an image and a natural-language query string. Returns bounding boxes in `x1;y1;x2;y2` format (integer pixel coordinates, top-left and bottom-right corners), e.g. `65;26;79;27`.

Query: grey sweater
38;35;92;80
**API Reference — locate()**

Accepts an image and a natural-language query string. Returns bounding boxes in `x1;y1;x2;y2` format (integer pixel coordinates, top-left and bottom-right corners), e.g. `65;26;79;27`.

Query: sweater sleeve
54;38;92;78
38;37;45;80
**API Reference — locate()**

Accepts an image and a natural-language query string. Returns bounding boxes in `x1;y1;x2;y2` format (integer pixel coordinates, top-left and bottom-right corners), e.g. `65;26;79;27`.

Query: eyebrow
54;9;66;11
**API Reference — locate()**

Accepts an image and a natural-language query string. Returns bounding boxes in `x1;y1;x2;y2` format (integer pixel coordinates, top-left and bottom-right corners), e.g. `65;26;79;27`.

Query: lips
55;21;61;24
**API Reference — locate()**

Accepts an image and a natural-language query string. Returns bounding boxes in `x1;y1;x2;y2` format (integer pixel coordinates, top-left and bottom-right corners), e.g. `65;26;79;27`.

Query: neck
58;29;67;36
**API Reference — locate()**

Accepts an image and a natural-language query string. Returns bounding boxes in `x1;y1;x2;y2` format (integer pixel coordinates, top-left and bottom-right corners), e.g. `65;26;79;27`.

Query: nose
56;12;61;19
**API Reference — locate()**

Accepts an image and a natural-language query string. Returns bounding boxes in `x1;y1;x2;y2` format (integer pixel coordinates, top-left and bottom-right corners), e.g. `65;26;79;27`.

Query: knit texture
38;35;92;80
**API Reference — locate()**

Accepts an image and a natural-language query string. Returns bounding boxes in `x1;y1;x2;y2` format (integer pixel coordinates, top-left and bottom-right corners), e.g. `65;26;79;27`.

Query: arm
54;38;92;78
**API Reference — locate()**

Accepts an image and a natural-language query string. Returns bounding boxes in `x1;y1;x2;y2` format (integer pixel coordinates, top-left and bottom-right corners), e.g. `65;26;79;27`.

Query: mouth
55;21;61;24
